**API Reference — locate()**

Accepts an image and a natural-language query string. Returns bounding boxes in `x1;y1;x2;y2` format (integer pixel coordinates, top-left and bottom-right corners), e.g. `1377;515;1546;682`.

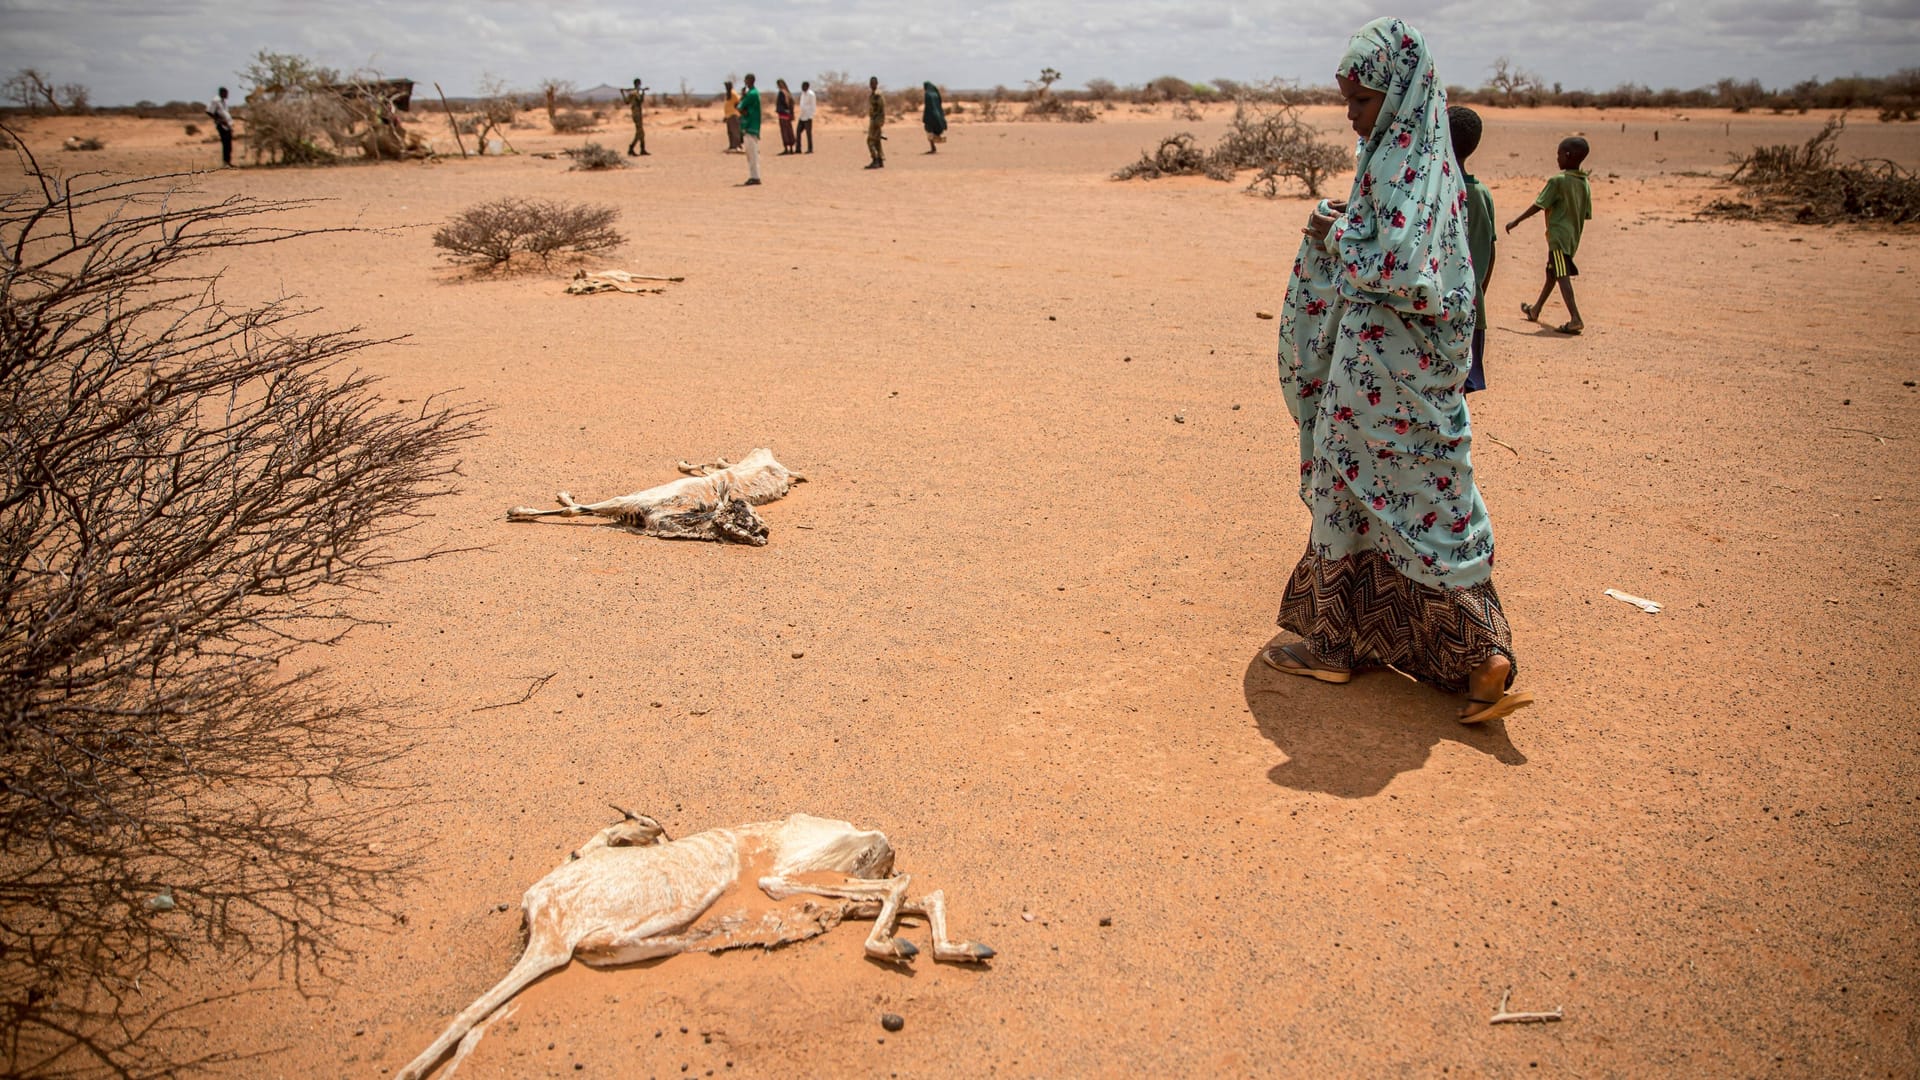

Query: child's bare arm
1504;204;1541;234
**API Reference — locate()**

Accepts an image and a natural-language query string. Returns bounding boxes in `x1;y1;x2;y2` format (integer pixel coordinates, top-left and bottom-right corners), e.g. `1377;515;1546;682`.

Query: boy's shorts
1548;249;1579;279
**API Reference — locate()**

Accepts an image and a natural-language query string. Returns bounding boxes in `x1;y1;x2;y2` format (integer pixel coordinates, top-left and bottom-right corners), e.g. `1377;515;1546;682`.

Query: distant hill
577;84;626;104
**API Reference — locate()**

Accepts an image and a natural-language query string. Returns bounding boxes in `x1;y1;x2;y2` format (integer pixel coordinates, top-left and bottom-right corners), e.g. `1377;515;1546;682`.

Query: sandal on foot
1520;302;1539;321
1259;643;1352;684
1554;322;1583;335
1458;690;1534;725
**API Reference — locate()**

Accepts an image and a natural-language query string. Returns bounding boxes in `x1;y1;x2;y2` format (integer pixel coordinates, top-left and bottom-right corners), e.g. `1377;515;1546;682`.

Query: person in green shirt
737;73;763;185
1448;105;1495;392
1507;136;1592;335
865;76;886;169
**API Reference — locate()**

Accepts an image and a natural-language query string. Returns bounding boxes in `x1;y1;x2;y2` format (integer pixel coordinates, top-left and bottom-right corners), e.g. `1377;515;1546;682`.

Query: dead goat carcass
396;810;993;1080
507;448;803;544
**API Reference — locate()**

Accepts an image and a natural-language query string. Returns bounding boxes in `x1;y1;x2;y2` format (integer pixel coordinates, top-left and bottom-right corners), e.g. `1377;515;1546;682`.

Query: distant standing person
738;73;763;185
723;80;742;152
1449;105;1494;392
622;77;649;156
865;76;886;169
796;80;816;153
775;78;797;154
1507;136;1592;335
207;86;234;167
922;81;947;153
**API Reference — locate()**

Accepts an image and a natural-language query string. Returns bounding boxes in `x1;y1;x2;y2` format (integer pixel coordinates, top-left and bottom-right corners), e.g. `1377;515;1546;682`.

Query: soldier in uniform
865;76;885;169
622;77;649;156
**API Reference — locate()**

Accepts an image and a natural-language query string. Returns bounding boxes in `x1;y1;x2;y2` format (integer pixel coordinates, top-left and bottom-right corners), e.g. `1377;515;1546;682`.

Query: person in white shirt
796;80;816;154
207;87;234;167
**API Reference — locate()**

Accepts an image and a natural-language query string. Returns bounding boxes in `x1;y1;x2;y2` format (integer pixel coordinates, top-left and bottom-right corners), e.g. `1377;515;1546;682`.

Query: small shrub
433;197;624;267
1113;97;1352;198
551;109;595;132
1717;116;1920;224
243;95;346;164
1113;133;1225;180
567;142;625;170
1024;95;1096;123
183;122;200;135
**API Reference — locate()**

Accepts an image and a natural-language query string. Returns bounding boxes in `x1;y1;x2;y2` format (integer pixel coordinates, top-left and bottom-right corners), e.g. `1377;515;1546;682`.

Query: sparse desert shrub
1115;96;1351;197
817;70;866;116
1880;95;1917;122
1024;95;1096;123
1714;116;1920;224
183;121;200;135
567;142;625;170
1113;132;1226;181
551;109;595;132
243;94;347;164
0;153;479;1074
433;196;624;267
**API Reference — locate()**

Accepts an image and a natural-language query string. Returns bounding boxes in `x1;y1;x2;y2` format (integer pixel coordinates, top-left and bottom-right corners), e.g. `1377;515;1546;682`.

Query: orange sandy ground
5;103;1919;1078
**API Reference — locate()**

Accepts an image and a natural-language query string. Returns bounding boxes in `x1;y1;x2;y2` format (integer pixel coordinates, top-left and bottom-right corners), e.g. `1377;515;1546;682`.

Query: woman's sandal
1554;322;1583;336
1520;302;1539;322
1457;690;1535;725
1259;643;1352;684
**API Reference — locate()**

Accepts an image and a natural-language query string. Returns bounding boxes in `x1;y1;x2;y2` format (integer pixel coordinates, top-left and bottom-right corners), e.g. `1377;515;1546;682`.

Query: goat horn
608;803;638;821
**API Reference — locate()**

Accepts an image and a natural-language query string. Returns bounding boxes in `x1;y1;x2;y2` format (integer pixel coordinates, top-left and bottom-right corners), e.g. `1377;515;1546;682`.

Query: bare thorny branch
1;138;484;1074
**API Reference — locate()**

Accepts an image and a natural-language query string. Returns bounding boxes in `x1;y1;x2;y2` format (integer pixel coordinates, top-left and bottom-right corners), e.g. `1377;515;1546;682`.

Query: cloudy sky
2;0;1915;106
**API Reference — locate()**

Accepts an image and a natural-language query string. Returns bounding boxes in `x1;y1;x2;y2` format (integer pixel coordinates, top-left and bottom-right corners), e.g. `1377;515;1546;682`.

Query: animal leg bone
902;890;996;962
396;949;573;1080
759;873;919;961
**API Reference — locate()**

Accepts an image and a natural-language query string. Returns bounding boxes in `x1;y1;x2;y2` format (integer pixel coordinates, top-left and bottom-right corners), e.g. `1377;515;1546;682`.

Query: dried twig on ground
566;142;625;170
473;673;558;711
1489;988;1565;1025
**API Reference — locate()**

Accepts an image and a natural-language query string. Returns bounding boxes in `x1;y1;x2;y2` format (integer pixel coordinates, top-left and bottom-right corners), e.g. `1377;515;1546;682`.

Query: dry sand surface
6;103;1919;1077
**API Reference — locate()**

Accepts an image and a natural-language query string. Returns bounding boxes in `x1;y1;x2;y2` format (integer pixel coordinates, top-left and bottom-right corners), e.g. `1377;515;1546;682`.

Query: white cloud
0;0;1910;105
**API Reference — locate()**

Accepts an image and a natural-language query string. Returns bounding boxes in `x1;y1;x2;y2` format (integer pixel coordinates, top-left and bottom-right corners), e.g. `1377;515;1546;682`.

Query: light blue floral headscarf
1327;17;1475;318
1275;17;1493;589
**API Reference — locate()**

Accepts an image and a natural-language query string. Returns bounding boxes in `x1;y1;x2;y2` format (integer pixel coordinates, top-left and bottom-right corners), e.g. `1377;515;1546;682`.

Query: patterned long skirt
1279;548;1515;694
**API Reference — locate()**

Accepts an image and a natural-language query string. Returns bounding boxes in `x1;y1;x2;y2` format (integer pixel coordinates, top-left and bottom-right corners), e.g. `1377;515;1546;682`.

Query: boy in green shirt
1448;105;1494;393
1507;136;1592;335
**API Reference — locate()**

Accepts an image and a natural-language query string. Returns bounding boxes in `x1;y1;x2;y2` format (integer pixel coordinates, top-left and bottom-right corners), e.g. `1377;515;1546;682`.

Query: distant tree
240;50;340;98
1028;67;1062;100
1084;76;1118;101
1487;57;1544;106
4;69;86;113
539;77;577;121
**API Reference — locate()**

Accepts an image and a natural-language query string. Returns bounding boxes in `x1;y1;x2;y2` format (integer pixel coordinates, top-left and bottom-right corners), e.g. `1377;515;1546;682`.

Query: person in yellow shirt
723;80;742;153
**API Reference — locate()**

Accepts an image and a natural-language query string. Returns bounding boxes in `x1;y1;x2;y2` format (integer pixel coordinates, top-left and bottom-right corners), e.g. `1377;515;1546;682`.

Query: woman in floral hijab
1267;17;1530;724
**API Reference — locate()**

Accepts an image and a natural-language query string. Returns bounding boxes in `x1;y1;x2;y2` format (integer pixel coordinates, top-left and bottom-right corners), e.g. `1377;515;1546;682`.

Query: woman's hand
1304;207;1339;245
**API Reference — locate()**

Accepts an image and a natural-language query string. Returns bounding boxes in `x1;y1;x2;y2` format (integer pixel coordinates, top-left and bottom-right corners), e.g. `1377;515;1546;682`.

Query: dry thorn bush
1113;96;1351;198
433;196;624;267
0;137;482;1074
1709;116;1920;224
550;109;595;133
566;142;626;170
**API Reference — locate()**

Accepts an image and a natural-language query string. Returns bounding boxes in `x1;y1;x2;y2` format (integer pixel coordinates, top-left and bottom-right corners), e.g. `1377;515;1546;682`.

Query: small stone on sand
881;1013;905;1032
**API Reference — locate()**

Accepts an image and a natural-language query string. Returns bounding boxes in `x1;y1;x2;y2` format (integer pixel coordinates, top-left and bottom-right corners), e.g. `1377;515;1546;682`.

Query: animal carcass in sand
506;448;803;544
396;810;992;1080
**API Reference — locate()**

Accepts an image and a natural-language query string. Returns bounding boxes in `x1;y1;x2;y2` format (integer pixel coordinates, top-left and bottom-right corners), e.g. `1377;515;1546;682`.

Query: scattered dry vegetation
551;109;596;133
433;196;624;267
566;142;625;170
1706;116;1920;224
1114;96;1350;198
0;145;480;1075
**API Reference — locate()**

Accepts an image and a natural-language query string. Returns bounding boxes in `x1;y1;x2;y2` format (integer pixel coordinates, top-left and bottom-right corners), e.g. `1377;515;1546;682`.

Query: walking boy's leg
1523;264;1555;321
1555;277;1584;331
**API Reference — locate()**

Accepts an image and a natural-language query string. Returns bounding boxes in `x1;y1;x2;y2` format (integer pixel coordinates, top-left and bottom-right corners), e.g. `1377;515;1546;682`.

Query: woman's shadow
1243;642;1526;798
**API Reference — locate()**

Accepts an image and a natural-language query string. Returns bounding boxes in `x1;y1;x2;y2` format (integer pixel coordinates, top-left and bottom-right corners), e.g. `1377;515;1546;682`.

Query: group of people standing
618;75;948;183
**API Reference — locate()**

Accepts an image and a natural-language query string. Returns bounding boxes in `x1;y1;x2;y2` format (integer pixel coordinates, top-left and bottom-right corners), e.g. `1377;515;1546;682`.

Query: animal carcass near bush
507;448;803;544
396;811;993;1080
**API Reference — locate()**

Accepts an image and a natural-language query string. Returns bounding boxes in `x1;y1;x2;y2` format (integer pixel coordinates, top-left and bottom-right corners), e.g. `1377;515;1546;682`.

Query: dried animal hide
507;448;802;544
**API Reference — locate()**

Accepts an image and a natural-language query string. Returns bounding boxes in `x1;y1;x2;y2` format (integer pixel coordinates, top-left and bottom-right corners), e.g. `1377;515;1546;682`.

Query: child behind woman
1448;105;1495;393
